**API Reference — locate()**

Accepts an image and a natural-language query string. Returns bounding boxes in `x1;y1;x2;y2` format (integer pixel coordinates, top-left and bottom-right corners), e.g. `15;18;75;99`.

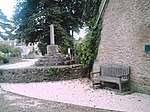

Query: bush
75;32;94;68
0;44;21;57
10;47;22;57
38;42;47;55
2;56;9;64
0;44;13;54
0;51;4;60
75;20;102;75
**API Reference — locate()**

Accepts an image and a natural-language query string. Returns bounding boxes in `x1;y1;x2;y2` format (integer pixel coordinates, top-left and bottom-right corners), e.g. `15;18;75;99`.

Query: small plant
0;51;4;61
2;55;9;64
47;68;59;76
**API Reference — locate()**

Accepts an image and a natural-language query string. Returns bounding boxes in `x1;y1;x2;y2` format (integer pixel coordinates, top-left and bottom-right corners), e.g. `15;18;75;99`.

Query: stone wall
93;0;150;94
0;65;86;83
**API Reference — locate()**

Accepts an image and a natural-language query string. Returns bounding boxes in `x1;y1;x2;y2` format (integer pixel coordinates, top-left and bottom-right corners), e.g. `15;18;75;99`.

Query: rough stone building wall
93;0;150;94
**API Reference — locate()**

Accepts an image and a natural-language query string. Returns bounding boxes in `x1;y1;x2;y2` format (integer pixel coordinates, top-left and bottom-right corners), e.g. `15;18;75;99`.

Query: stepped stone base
35;45;64;66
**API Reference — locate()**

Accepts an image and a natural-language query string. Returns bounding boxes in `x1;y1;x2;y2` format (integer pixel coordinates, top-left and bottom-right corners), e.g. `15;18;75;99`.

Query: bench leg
119;83;122;93
127;81;130;91
92;80;94;88
92;80;102;88
99;81;103;88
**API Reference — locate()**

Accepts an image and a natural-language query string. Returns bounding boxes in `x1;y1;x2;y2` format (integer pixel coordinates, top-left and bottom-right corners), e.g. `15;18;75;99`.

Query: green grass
0;56;23;65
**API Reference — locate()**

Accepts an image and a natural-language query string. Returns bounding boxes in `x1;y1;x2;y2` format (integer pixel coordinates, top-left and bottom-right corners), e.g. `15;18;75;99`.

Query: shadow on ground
0;88;119;112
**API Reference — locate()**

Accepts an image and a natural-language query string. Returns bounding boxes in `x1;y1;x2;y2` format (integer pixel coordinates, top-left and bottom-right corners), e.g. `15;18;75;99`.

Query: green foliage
75;20;102;71
0;44;13;54
13;0;85;55
0;51;4;60
83;0;102;29
10;47;22;57
0;70;3;76
37;42;47;55
47;68;70;77
77;0;102;60
0;9;16;40
0;44;21;57
75;33;93;68
74;0;103;75
2;56;9;64
47;68;59;76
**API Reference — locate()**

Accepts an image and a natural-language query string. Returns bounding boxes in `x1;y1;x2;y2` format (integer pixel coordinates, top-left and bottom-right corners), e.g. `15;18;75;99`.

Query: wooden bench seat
91;64;130;92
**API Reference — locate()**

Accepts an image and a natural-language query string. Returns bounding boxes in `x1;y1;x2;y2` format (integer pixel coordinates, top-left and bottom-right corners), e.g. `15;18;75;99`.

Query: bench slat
92;76;129;83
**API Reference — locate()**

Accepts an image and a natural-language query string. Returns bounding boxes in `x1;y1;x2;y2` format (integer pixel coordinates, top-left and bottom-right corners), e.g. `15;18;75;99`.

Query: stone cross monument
47;24;59;54
35;24;64;66
50;24;55;45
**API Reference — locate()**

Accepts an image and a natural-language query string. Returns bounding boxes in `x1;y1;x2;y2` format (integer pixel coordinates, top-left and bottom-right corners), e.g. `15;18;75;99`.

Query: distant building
16;42;42;59
0;37;41;58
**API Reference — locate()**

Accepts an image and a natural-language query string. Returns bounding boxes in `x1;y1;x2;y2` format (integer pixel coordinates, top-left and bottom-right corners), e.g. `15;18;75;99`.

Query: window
145;44;150;52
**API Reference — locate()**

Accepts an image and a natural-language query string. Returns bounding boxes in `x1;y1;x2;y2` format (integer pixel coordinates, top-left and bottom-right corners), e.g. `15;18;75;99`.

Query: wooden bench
91;64;130;92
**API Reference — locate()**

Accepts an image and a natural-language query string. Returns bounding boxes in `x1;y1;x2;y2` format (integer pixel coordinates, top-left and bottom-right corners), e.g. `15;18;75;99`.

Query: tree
13;0;85;55
0;9;15;40
75;0;103;75
83;0;102;29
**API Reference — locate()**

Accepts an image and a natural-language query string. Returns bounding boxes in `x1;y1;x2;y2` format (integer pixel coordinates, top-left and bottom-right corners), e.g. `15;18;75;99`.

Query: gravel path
0;59;38;69
1;78;150;112
0;87;117;112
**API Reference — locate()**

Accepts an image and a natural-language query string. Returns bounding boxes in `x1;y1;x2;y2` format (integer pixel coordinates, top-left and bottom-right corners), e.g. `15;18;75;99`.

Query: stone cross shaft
50;24;55;45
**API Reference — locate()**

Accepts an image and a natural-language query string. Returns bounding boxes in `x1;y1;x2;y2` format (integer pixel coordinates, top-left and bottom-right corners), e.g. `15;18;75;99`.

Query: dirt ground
1;78;150;112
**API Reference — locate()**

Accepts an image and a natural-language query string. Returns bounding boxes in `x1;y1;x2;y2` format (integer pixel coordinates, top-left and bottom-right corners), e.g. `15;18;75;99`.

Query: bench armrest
90;71;101;77
91;71;100;74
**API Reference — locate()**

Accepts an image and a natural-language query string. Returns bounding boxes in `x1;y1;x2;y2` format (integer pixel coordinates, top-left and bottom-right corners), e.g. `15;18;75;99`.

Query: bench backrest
101;64;130;78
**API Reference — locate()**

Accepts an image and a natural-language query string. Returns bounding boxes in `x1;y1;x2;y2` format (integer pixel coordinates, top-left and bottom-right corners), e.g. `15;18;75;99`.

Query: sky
0;0;16;19
0;0;87;39
74;27;88;40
